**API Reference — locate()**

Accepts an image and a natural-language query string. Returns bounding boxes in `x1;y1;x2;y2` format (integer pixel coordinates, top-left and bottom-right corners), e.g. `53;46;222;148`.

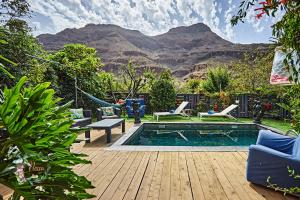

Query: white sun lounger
153;101;189;122
198;104;238;119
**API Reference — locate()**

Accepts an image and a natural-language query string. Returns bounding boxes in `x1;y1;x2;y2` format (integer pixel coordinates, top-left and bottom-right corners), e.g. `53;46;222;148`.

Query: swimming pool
124;123;259;146
108;122;281;151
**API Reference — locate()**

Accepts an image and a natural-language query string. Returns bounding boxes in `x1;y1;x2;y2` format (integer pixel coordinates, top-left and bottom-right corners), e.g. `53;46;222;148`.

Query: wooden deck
70;125;298;200
1;123;298;200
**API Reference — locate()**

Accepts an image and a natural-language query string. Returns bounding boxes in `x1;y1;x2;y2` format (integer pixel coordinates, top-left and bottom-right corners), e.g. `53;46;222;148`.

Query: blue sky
28;0;283;44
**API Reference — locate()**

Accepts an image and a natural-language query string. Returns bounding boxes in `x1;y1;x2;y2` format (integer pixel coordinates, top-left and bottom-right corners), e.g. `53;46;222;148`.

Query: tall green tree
150;70;176;111
202;67;230;94
0;0;30;25
47;44;103;106
0;22;46;87
120;60;155;98
229;52;277;94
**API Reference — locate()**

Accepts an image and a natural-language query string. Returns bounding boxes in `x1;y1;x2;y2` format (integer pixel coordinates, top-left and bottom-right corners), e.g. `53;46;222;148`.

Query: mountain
37;23;270;78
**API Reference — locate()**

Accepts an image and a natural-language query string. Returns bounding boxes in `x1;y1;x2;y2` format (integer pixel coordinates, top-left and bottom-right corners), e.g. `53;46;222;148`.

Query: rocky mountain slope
37;23;269;78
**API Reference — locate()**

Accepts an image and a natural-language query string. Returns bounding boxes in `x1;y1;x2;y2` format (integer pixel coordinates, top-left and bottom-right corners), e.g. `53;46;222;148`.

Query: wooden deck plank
178;152;193;200
159;152;172;200
84;151;119;178
135;152;158;200
99;151;139;200
90;151;131;198
206;152;241;200
147;152;165;200
185;152;206;200
76;150;110;175
213;152;266;200
114;152;151;200
200;152;229;200
170;152;182;200
192;152;216;200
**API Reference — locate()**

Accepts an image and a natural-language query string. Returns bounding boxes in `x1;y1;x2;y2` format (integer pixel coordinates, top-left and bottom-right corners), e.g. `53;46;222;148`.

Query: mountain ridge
37;23;270;78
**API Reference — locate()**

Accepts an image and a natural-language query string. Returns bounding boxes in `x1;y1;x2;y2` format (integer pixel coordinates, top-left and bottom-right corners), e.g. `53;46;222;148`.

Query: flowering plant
0;77;95;199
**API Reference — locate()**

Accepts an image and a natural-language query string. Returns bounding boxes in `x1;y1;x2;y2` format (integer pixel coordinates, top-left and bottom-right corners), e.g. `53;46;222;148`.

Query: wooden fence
107;93;290;119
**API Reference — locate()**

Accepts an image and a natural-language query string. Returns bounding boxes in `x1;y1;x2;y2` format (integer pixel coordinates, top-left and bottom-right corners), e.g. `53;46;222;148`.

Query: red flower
280;0;288;4
256;11;266;19
254;7;264;11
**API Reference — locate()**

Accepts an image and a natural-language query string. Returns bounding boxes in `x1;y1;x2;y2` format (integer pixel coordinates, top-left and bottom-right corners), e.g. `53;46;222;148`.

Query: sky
27;0;283;44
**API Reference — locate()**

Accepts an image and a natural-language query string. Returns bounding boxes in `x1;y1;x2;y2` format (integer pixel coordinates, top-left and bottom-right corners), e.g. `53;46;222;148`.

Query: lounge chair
247;130;300;191
153;101;189;122
198;104;238;119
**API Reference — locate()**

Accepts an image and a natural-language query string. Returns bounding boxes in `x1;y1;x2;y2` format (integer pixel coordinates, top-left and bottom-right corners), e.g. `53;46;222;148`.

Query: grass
123;114;292;132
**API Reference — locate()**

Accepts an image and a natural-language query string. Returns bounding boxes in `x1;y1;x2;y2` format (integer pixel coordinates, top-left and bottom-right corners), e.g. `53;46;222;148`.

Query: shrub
203;67;230;94
150;71;176;111
0;77;94;199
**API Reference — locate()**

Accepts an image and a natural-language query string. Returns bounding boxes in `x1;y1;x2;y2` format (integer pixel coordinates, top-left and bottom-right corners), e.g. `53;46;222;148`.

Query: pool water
124;123;261;146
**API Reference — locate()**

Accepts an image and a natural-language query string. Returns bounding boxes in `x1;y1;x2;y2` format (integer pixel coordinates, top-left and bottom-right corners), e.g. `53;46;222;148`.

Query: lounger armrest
256;130;295;154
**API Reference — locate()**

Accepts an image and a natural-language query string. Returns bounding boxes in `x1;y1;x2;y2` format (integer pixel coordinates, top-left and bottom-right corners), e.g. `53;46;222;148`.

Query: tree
184;79;203;94
0;0;30;25
150;70;176;111
97;71;120;102
0;77;94;199
231;0;300;83
229;52;277;94
0;23;46;87
47;44;103;106
202;67;230;94
120;60;155;98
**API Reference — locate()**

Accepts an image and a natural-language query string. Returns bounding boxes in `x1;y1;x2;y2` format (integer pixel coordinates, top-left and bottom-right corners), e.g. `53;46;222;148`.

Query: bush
0;77;94;199
150;71;176;111
203;67;230;94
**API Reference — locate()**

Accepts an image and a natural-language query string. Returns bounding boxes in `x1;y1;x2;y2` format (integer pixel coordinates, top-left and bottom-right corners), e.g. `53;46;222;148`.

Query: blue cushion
292;136;300;158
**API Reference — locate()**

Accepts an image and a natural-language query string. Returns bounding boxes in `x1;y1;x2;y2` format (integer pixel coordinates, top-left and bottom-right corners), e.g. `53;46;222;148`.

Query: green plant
0;77;94;199
184;79;203;94
150;70;176;111
278;84;300;135
229;52;278;94
196;100;208;112
0;38;14;80
0;24;46;87
120;60;155;98
203;67;230;94
232;0;300;83
0;0;30;24
268;166;300;194
47;44;103;106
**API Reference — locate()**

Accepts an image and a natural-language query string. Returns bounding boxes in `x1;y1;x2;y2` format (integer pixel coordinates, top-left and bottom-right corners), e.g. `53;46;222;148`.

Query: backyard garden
0;0;299;199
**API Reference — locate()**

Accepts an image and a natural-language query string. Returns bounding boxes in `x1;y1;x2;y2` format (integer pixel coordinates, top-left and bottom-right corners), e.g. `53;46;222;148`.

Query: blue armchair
125;99;146;118
247;130;300;189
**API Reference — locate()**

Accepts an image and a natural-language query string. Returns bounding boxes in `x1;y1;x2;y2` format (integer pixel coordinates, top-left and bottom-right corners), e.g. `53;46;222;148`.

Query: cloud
29;0;233;39
28;0;274;42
